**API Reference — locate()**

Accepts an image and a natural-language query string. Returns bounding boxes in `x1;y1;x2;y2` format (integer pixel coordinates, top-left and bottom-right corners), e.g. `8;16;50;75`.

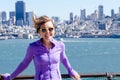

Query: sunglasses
39;27;54;32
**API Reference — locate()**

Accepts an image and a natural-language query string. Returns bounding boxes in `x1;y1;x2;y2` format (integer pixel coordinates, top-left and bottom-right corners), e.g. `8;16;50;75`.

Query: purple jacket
4;38;77;80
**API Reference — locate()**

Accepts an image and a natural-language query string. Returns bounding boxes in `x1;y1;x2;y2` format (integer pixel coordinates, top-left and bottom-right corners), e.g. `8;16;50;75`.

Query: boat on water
0;36;7;40
0;36;16;40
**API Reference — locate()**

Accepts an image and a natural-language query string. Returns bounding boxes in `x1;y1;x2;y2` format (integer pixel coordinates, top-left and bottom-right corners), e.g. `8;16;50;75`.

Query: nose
46;28;50;33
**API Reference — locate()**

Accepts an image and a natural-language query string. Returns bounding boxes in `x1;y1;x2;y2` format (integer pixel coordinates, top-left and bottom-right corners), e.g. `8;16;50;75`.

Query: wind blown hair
32;15;54;33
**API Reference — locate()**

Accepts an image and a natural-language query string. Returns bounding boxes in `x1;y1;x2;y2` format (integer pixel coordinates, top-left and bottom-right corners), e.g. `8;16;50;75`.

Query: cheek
52;30;55;34
51;31;55;36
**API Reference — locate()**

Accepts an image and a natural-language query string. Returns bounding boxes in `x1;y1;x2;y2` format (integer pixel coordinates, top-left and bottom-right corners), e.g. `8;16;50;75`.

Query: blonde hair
33;15;54;33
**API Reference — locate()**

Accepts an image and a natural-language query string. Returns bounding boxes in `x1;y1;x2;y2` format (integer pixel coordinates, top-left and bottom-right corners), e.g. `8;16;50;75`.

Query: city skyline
0;0;120;20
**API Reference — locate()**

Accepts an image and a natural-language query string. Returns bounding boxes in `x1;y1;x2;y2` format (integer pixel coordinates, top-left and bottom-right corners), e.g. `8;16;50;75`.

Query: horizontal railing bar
1;73;120;80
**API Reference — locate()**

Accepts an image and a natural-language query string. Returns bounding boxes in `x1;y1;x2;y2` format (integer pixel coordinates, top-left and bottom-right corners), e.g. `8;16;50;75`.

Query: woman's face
38;21;55;42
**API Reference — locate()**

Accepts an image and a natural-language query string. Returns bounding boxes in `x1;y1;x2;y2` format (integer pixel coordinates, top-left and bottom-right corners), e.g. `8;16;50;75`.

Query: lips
44;34;51;39
45;34;50;37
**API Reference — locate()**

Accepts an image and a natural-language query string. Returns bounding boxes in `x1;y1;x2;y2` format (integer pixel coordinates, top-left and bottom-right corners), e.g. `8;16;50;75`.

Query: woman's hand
71;73;81;80
2;73;11;80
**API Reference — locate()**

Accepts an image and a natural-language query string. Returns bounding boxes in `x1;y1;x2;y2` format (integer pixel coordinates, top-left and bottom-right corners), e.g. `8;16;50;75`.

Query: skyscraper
111;9;115;18
70;12;73;22
98;5;104;20
26;12;33;26
1;11;7;21
9;11;16;25
15;1;26;26
80;9;86;20
119;7;120;14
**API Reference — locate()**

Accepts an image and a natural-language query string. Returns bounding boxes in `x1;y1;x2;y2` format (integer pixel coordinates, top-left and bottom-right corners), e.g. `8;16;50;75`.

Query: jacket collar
36;38;58;47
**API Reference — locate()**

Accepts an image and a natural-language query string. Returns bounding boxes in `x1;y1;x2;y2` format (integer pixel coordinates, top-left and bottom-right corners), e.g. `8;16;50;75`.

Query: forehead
41;21;54;28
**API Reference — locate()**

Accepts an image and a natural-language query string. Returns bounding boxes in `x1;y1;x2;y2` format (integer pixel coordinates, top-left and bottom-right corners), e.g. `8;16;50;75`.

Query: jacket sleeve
9;44;34;79
60;41;78;76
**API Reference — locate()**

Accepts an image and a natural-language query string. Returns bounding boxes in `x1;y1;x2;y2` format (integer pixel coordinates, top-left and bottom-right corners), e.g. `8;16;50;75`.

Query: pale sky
0;0;120;20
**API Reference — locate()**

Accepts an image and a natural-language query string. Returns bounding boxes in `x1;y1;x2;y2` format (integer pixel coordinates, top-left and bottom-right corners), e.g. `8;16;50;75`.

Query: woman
3;15;80;80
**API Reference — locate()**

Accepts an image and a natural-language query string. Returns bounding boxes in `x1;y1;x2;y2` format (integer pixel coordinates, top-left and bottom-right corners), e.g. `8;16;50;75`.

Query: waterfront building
98;5;104;20
15;1;26;26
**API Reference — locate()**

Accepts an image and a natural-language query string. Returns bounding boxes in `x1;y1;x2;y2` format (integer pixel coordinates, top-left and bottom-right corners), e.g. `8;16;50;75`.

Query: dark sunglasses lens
49;28;54;31
41;29;47;32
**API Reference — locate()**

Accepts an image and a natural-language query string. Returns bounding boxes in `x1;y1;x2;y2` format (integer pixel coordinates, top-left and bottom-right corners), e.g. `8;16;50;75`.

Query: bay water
0;38;120;80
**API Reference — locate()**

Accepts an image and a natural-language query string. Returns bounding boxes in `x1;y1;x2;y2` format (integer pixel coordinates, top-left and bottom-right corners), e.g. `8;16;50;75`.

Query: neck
42;39;52;50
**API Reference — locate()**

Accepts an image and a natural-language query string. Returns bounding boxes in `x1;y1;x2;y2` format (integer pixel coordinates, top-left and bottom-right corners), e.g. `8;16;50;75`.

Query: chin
45;37;52;40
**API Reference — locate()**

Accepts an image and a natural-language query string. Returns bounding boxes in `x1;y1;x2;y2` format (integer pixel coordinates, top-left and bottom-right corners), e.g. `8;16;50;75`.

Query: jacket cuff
68;69;78;76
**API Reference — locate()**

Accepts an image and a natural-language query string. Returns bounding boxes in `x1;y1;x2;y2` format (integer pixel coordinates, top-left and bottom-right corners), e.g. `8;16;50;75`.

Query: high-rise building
9;11;15;19
80;9;86;20
1;11;7;21
70;12;73;22
98;5;104;20
15;1;26;26
119;7;120;14
26;12;33;26
111;9;115;18
0;12;2;27
9;11;16;25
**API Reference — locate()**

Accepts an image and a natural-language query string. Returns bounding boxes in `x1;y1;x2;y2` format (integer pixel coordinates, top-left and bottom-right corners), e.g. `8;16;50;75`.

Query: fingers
71;76;76;80
71;75;81;80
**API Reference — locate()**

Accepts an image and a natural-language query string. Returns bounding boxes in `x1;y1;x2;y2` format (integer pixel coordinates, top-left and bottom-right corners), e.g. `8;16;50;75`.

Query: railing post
106;72;113;80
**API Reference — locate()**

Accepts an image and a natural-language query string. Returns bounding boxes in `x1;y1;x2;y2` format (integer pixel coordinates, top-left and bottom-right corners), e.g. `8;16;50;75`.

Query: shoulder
52;39;65;48
29;41;37;46
28;40;40;49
